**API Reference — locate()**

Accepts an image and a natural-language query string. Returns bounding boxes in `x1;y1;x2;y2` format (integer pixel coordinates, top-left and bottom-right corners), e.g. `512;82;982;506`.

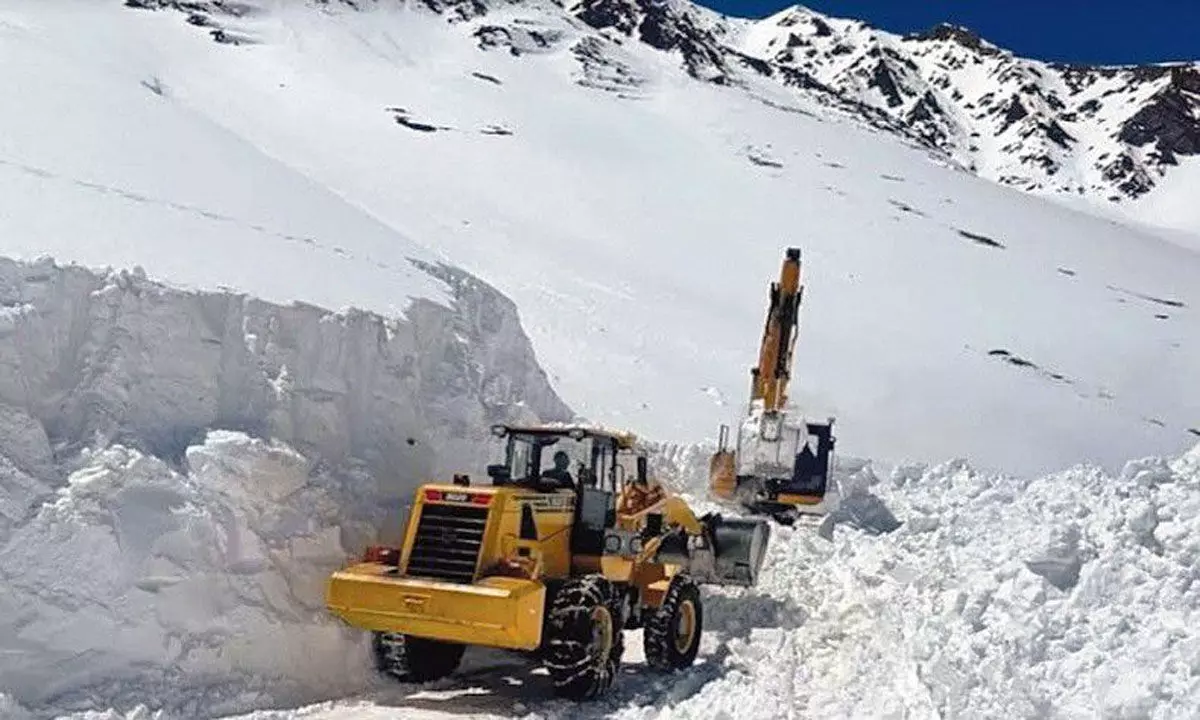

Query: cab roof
490;422;640;449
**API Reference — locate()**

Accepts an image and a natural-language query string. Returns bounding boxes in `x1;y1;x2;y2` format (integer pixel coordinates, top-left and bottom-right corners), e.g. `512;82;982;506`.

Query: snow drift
653;442;1200;720
0;434;372;717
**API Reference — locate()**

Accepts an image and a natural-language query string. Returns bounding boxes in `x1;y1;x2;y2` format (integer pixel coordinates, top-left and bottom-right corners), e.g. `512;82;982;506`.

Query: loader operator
540;450;575;489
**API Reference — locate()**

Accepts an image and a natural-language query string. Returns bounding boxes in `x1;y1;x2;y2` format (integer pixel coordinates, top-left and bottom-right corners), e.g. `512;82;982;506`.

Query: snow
0;2;448;318
0;434;372;718
0;1;1197;719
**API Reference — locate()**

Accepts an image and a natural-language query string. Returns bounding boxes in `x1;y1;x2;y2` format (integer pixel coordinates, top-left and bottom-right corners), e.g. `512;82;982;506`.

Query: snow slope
6;0;1194;476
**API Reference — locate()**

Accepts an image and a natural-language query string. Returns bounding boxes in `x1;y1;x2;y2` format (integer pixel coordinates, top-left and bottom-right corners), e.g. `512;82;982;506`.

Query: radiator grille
405;503;489;583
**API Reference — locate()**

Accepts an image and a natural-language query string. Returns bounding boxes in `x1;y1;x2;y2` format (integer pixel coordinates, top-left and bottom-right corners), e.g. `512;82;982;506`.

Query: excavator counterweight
709;247;837;525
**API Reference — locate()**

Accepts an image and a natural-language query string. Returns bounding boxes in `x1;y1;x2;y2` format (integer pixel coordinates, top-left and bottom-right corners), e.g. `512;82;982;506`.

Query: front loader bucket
711;515;771;587
656;514;771;588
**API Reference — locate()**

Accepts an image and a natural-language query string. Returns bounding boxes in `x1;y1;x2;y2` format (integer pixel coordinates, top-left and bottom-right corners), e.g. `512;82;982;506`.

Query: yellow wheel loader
708;247;837;526
324;423;770;700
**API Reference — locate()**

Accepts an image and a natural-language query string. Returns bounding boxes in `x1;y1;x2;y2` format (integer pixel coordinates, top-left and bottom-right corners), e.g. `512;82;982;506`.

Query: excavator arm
750;248;803;413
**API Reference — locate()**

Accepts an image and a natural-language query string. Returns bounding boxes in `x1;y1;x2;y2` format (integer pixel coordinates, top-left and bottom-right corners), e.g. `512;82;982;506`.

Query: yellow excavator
708;247;837;525
325;423;770;700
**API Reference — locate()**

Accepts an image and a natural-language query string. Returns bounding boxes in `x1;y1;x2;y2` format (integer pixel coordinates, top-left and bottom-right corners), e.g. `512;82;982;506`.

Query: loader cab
484;424;649;553
485;424;643;490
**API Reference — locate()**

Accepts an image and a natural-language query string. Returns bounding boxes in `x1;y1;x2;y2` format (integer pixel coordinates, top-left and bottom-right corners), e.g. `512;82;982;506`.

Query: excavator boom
750;247;803;413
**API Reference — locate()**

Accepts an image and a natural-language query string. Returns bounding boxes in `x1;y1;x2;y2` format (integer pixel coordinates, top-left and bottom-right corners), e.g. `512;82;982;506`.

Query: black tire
644;574;702;670
372;632;465;683
543;575;625;700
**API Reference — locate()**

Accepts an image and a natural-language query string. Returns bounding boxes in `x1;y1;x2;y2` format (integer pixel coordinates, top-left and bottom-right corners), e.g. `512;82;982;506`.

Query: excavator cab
789;421;835;497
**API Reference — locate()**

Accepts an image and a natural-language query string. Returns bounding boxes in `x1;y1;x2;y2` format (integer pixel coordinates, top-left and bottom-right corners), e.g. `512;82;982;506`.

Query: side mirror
636;456;648;485
487;464;510;484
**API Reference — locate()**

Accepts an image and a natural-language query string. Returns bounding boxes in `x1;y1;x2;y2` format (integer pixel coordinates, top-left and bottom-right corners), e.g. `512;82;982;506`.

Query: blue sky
695;0;1199;65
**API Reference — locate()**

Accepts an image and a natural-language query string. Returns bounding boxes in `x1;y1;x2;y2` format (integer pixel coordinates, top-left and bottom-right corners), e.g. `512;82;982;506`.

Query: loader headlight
604;532;623;553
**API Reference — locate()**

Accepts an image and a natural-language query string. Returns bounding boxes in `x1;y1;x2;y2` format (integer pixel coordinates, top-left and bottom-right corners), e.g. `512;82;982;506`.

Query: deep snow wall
0;255;572;716
0;255;570;535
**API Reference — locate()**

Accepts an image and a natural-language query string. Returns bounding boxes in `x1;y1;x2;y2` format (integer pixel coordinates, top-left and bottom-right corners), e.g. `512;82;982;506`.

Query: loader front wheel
372;632;464;683
644;574;702;670
544;575;625;700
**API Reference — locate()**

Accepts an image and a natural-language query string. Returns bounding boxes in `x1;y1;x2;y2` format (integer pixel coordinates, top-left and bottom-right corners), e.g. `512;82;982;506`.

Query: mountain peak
908;22;1000;56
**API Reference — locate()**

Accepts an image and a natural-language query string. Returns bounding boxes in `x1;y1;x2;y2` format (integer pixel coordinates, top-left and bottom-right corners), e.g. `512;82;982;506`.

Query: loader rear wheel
372;632;464;683
543;575;625;700
644;574;702;670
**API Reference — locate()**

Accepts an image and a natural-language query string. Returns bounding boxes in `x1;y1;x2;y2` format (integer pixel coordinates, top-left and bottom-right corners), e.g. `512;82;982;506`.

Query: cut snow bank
0;255;570;538
656;442;1200;720
0;255;572;717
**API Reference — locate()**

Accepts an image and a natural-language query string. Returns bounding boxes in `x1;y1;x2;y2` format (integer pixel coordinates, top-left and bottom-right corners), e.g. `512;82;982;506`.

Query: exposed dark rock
887;199;926;217
417;0;489;22
574;0;640;36
125;0;1200;211
1119;67;1200;164
998;95;1029;133
1042;120;1075;149
906;91;949;146
912;23;999;57
571;37;647;95
733;51;773;77
1101;153;1154;198
747;150;783;168
573;0;728;80
868;60;905;108
474;25;515;53
1106;284;1186;309
396;118;440;132
387;108;450;132
989;349;1034;367
957;228;1005;248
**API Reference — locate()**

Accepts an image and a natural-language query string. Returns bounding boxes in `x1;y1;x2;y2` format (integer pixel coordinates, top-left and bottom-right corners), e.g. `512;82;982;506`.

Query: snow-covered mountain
737;8;1200;230
0;1;1198;718
106;0;1200;238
